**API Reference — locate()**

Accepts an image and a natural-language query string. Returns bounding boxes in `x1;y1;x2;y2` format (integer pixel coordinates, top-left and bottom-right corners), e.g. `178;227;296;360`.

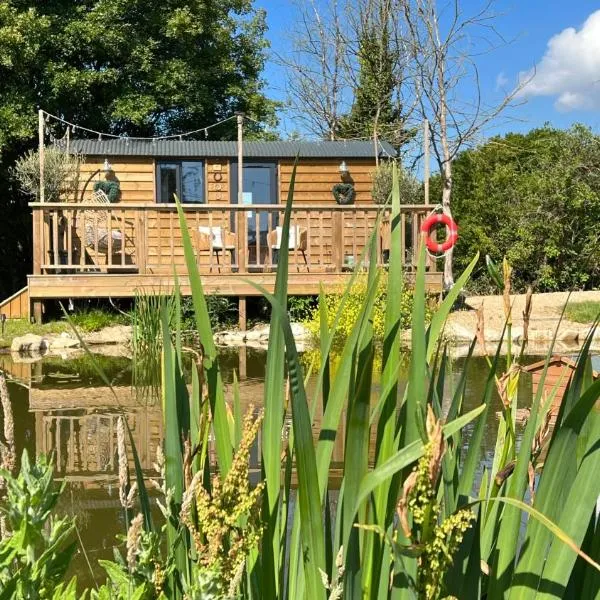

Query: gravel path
446;290;600;349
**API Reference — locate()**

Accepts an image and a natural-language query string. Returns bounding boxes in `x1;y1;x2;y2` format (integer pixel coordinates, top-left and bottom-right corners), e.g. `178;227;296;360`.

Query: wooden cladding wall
76;158;155;204
279;160;376;204
206;159;229;204
75;157;377;206
78;157;230;205
0;286;29;319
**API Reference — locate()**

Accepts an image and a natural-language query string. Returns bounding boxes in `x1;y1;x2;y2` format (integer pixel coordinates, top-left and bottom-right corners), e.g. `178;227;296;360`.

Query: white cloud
519;10;600;111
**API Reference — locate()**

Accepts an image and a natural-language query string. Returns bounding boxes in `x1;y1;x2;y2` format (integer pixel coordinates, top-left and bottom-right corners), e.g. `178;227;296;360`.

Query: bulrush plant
143;162;598;598
1;163;599;598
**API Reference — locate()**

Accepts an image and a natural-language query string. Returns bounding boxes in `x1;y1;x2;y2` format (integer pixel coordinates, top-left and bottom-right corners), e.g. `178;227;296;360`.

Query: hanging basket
93;180;120;203
332;183;355;205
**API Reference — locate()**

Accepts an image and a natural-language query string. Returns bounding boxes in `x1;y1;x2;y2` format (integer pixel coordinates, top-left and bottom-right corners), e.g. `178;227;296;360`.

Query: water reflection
1;347;593;586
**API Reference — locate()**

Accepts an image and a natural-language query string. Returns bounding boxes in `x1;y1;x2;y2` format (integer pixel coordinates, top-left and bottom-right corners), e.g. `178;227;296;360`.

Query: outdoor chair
82;190;124;252
379;217;416;267
195;226;237;272
267;225;308;271
79;190;135;269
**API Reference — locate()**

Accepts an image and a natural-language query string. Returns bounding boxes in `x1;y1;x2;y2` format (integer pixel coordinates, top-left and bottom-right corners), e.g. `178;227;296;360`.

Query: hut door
230;162;278;265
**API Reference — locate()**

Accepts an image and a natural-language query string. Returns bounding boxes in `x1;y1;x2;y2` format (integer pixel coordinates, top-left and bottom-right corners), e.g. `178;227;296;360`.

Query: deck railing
31;203;438;277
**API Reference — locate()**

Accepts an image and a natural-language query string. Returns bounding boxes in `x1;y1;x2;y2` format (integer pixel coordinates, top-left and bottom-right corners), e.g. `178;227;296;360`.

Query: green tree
0;0;276;299
437;125;600;292
337;0;407;149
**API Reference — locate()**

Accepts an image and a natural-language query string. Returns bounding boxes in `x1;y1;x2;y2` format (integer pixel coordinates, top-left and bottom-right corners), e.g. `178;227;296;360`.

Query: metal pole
39;109;45;203
423;119;430;205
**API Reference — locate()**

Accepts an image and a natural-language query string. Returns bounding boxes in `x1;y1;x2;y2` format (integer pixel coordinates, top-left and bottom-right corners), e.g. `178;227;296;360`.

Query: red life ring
420;212;458;253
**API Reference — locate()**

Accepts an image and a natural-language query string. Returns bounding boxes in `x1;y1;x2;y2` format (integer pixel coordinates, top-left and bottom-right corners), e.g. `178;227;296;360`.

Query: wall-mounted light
103;158;113;172
339;160;349;175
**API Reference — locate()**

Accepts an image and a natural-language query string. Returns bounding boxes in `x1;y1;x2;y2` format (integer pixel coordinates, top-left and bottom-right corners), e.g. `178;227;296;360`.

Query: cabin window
156;160;205;203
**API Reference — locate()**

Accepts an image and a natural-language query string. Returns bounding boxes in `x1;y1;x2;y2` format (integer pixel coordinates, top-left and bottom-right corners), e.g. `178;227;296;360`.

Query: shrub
12;147;83;203
288;295;318;322
443;124;600;292
0;452;79;598
69;308;128;332
304;272;432;352
371;161;422;205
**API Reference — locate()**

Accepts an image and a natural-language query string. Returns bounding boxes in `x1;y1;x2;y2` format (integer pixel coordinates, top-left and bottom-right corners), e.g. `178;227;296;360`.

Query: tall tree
0;0;276;298
281;0;347;140
401;0;526;288
338;0;410;155
282;0;411;146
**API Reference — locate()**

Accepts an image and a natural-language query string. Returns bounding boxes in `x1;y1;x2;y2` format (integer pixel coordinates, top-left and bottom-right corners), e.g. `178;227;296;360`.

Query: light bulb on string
204;128;208;139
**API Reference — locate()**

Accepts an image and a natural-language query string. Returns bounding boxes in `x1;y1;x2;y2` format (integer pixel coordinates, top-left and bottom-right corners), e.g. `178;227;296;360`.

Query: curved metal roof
69;139;396;159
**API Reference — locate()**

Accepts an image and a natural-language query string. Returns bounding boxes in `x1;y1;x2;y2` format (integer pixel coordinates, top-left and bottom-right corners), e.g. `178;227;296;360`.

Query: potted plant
93;179;120;203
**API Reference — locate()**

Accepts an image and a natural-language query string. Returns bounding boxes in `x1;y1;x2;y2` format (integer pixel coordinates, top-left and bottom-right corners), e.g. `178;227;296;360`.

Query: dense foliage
371;160;422;204
337;15;405;146
0;0;276;299
441;125;600;292
304;273;430;353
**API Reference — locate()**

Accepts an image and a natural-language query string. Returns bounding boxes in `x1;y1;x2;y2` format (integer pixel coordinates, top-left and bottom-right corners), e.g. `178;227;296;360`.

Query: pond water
0;348;598;586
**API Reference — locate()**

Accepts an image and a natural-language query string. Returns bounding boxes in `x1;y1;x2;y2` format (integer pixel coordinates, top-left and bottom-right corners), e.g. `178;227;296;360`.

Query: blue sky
255;1;600;138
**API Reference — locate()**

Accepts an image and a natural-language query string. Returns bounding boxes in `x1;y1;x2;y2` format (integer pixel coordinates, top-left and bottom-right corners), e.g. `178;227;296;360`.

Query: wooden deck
29;202;442;318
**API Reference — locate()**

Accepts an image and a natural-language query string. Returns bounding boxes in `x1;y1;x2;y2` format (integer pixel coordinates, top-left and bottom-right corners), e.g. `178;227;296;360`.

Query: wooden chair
267;225;308;271
82;190;124;252
78;190;136;270
195;226;236;272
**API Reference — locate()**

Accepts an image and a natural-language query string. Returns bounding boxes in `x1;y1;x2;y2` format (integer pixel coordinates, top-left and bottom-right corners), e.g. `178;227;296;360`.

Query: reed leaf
426;253;479;362
174;196;232;476
252;283;327;600
260;160;297;599
354;404;486;516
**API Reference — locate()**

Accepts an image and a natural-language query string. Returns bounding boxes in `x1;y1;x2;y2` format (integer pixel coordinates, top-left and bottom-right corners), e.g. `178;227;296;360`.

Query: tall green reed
131;289;176;400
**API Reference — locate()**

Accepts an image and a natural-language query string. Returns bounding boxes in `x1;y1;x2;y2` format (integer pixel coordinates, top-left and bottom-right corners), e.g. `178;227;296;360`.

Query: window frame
155;159;206;204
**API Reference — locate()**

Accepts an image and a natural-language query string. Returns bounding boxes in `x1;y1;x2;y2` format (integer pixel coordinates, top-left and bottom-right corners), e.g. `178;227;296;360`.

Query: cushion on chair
273;226;299;250
198;226;227;249
85;224;123;252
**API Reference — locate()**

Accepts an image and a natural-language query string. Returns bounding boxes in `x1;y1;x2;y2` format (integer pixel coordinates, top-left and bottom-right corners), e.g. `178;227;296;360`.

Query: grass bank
0;309;129;349
565;300;600;323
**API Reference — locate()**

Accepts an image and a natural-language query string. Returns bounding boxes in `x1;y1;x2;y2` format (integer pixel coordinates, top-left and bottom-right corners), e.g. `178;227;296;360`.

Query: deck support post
238;296;247;332
32;301;43;324
239;345;247;380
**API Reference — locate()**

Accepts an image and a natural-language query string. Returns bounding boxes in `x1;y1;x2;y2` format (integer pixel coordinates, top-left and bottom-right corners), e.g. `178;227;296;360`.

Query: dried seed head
0;374;15;475
397;470;418;539
126;482;138;509
475;304;487;356
117;416;129;509
503;258;512;321
126;513;143;571
425;405;445;485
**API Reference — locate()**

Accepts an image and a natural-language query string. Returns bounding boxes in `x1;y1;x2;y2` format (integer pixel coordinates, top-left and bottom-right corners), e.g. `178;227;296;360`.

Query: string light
39;110;240;142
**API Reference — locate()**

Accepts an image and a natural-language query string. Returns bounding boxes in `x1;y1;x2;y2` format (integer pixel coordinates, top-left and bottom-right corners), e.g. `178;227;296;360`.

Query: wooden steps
0;286;29;320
